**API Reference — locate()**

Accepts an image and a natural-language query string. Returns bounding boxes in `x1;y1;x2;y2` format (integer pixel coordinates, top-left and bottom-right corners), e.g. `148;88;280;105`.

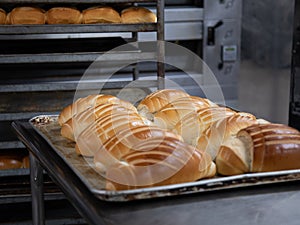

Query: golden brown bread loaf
96;136;216;190
61;101;138;142
58;94;136;127
216;123;300;175
75;112;148;157
46;7;82;24
173;106;236;145
0;8;6;24
6;7;46;25
82;6;121;24
121;7;157;23
93;125;183;167
0;155;23;170
153;96;217;130
137;89;190;121
196;113;257;160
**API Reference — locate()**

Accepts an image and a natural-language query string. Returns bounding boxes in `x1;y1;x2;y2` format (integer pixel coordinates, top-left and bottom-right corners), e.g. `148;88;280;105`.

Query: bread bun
216;124;300;175
173;106;235;145
103;136;215;190
121;7;156;23
75;112;147;157
196;113;257;160
0;156;23;170
153;96;217;130
0;8;6;24
137;89;190;121
82;6;121;24
46;7;82;24
7;7;45;25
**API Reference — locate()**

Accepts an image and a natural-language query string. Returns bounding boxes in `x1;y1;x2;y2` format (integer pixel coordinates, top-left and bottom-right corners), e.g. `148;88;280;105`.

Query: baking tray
29;115;300;202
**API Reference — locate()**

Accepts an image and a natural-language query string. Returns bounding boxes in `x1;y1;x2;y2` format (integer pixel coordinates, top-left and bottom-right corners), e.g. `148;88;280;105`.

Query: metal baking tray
29;115;300;202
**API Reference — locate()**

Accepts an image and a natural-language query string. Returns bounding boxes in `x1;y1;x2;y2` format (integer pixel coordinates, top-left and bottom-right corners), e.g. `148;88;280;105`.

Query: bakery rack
0;0;165;213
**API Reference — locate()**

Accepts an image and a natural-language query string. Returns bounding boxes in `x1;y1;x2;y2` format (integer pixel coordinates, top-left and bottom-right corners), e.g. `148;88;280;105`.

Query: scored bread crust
121;7;157;23
82;6;121;24
237;123;300;172
46;7;82;24
102;136;215;190
7;7;45;25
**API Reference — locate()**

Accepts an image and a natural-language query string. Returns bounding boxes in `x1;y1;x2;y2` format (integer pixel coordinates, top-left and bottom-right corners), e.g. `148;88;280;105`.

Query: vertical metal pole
30;153;45;225
157;0;165;90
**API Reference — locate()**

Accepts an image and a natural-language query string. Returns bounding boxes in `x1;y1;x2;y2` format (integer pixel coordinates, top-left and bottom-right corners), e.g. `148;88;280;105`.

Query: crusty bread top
82;6;121;24
121;7;156;23
7;7;45;25
46;7;82;24
0;8;6;24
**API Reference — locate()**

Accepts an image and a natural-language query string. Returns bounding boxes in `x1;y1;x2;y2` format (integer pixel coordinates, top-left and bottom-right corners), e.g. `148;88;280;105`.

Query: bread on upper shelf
46;7;82;24
6;7;46;25
0;8;6;24
82;6;121;24
121;7;157;23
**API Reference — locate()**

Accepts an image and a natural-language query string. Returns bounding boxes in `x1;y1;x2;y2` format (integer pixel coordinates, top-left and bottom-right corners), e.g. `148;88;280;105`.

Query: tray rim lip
28;114;300;200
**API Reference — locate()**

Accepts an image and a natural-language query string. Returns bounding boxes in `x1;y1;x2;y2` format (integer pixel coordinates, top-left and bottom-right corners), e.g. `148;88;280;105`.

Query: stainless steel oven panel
203;19;241;85
204;0;242;20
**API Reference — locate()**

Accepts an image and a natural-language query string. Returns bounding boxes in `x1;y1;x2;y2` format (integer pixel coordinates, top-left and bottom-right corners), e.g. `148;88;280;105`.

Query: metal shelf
0;0;156;3
0;23;157;35
0;51;157;64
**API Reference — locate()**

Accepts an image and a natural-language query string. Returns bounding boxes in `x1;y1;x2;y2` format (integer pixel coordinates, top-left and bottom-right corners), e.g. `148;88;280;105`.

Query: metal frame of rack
0;0;165;151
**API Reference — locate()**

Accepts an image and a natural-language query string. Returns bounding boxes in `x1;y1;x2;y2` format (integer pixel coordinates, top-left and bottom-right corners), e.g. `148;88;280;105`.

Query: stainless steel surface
28;114;300;202
239;0;294;124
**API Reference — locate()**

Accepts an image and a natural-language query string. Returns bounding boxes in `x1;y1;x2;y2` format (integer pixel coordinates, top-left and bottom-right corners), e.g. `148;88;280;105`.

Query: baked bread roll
102;136;216;190
0;8;6;24
58;94;134;126
0;156;23;170
6;7;45;25
61;102;138;142
196;113;257;160
82;6;121;24
22;155;30;168
121;7;157;23
93;125;183;167
173;106;235;145
137;89;190;121
153;96;217;130
216;123;300;175
46;7;82;24
75;112;148;157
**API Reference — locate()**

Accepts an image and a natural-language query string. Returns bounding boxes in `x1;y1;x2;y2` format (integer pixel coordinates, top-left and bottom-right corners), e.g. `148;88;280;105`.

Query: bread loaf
7;7;45;25
93;125;183;168
196;113;257;160
121;7;156;23
173;106;235;145
137;89;190;121
103;136;215;190
153;96;217;130
75;112;147;157
0;8;6;24
0;156;23;170
82;6;121;24
46;7;82;24
216;124;300;175
61;101;137;142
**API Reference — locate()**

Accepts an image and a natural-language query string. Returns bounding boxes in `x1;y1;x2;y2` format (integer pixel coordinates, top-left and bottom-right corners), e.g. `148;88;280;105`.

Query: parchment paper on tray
30;115;300;202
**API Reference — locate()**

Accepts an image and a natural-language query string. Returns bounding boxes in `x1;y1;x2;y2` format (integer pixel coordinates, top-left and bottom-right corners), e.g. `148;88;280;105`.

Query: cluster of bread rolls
0;6;156;25
59;89;300;190
58;91;216;190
